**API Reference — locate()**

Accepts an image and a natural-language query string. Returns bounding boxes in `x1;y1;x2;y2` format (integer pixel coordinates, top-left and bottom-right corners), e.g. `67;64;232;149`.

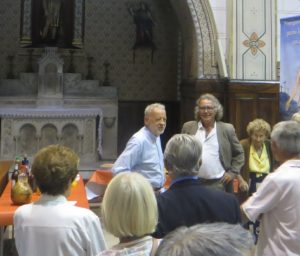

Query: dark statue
128;2;156;49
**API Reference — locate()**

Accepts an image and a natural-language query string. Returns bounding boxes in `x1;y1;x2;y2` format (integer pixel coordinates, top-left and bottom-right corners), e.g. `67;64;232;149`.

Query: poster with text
280;15;300;120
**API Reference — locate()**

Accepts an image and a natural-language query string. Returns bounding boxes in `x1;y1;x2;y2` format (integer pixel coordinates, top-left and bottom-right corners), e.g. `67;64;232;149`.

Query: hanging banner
280;15;300;120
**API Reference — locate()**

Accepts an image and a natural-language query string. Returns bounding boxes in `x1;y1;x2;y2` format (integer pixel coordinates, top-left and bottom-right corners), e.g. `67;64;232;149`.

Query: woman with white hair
98;172;159;256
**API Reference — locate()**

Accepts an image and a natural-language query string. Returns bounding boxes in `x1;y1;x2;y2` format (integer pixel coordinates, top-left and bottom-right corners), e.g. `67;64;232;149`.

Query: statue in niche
40;0;62;42
30;0;75;48
127;2;156;63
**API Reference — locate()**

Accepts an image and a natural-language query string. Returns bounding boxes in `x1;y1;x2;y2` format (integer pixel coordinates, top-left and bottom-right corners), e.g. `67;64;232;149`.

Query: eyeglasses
198;106;215;112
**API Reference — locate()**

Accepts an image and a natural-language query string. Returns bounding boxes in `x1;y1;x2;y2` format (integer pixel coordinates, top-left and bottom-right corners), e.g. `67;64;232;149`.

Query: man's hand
221;171;235;184
238;177;249;192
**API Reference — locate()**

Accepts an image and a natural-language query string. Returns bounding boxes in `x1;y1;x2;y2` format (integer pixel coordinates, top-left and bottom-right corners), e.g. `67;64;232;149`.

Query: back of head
271;121;300;155
102;172;157;238
164;134;202;177
32;145;79;196
155;223;254;256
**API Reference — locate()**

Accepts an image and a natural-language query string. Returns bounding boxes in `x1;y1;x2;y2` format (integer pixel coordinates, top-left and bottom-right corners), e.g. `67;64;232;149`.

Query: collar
198;121;216;130
170;176;199;188
143;126;158;141
35;194;68;205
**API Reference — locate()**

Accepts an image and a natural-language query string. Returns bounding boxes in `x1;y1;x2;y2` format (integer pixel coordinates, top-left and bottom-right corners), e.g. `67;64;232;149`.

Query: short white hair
156;223;254;256
144;103;165;117
164;134;202;177
271;120;300;155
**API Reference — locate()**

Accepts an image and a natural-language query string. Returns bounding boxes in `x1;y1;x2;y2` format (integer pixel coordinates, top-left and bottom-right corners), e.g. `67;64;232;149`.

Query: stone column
72;0;84;48
20;0;32;46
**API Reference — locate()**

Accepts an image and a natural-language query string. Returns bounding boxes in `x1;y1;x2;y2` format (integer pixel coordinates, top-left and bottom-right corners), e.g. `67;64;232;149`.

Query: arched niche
18;124;37;155
41;124;58;148
61;124;80;153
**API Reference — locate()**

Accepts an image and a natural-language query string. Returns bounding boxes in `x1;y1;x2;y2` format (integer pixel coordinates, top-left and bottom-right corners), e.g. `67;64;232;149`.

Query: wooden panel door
227;81;279;140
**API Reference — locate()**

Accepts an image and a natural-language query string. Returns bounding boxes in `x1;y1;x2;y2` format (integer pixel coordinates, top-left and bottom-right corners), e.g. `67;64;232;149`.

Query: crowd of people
12;95;300;256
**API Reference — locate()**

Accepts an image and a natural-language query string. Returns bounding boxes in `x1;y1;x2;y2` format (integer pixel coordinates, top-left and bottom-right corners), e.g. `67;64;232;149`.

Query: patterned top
97;236;155;256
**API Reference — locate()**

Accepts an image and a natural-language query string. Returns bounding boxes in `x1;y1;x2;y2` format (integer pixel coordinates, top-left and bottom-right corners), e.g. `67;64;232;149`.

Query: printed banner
280;15;300;120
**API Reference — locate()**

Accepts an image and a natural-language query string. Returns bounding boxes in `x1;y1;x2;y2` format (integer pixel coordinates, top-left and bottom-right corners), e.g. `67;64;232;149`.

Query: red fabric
89;169;171;189
0;176;89;226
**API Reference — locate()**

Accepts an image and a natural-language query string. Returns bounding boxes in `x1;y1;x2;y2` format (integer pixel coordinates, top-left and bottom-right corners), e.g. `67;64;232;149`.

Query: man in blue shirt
112;103;167;190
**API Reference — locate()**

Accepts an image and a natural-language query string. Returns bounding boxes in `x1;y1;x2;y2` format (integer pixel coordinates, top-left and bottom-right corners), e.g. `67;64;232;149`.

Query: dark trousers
246;172;268;244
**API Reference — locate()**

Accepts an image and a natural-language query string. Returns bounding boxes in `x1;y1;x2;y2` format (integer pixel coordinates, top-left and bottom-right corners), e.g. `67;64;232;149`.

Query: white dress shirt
14;194;107;256
242;160;300;256
195;122;225;179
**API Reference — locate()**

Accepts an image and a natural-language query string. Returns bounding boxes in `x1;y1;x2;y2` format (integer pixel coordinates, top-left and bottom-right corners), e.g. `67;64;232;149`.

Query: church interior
1;1;297;166
0;0;300;255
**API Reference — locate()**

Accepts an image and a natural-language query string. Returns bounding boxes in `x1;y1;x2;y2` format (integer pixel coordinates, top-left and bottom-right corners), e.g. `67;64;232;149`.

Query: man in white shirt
182;93;244;191
242;121;300;256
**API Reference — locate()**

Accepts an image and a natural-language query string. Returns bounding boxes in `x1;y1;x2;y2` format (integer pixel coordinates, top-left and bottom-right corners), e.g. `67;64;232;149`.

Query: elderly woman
98;172;159;256
14;145;106;256
237;119;273;245
238;119;273;195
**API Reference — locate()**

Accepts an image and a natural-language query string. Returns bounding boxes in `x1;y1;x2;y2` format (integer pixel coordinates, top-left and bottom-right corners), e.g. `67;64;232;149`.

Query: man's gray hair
271;120;300;155
194;93;224;121
164;134;202;177
144;103;165;117
155;223;254;256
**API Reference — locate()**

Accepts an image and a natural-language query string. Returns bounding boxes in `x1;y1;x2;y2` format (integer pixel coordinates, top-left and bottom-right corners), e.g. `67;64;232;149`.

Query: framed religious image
20;0;84;49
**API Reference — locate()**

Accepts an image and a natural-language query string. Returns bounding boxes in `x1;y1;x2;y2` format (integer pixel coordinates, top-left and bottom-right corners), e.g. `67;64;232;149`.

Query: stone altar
0;48;118;166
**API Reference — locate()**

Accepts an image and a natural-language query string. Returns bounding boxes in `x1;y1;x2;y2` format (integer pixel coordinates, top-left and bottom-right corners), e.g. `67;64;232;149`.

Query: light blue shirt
112;126;165;188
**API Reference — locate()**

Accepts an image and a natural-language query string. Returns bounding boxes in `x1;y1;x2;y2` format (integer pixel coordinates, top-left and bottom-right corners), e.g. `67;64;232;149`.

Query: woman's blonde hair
246;119;271;137
102;172;158;238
